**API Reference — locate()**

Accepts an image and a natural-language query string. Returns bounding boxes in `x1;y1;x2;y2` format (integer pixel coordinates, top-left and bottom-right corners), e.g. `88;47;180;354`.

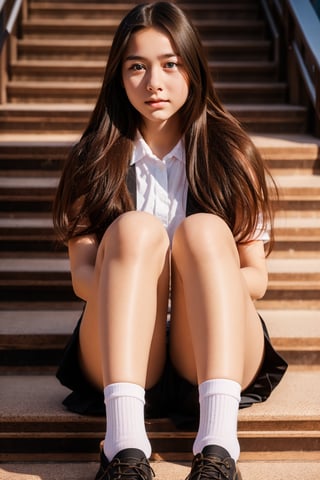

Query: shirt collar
130;132;185;165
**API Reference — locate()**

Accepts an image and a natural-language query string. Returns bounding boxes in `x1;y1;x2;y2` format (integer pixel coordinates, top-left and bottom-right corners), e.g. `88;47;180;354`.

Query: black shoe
95;448;155;480
186;445;242;480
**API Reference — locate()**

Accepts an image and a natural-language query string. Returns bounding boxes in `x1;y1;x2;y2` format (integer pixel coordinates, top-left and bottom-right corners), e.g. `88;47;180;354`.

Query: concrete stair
1;461;320;480
0;103;308;134
1;0;320;478
0;0;309;134
1;132;320;475
0;369;320;461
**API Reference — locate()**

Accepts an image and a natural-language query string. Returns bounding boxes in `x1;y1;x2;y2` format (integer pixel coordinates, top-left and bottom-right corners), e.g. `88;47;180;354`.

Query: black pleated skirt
56;311;288;428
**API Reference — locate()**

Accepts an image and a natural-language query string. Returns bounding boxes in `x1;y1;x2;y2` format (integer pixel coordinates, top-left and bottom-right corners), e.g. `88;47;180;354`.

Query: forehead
124;27;177;58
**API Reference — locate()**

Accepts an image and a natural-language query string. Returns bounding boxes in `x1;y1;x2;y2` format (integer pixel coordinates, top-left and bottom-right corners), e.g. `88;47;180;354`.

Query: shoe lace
108;458;155;480
187;453;232;480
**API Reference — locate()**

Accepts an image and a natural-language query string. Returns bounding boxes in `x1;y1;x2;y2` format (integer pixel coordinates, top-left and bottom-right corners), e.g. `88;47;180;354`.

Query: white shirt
131;135;188;242
130;135;270;243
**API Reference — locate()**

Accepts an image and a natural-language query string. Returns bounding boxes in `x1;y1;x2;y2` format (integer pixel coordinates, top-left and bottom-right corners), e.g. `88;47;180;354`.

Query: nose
146;67;163;92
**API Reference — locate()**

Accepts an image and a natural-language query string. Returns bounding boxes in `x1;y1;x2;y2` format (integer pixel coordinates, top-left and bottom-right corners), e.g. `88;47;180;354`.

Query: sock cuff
104;382;145;403
199;378;241;401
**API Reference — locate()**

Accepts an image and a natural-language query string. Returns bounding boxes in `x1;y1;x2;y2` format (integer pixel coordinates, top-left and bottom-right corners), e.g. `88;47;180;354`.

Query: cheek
179;80;189;104
122;80;135;105
175;73;189;99
123;76;142;99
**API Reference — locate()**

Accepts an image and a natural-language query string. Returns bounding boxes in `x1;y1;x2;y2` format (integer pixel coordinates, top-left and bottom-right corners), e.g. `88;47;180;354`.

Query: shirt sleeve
249;214;271;243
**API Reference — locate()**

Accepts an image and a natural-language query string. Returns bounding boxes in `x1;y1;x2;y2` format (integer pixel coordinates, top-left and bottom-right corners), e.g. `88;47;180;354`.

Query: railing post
315;68;320;136
283;2;298;105
0;0;24;104
22;0;28;20
0;42;8;104
0;0;8;104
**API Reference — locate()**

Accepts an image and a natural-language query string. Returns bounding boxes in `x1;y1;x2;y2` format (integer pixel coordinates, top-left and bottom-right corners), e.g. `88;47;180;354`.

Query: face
122;27;189;131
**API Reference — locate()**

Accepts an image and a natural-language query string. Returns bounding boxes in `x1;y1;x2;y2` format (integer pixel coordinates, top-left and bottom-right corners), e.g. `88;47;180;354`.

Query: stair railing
0;0;24;103
260;0;281;68
262;0;320;137
284;0;320;136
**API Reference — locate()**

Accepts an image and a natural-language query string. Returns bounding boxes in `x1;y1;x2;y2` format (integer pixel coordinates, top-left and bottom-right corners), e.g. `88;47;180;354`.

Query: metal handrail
260;0;320;136
286;0;320;135
0;0;23;52
260;0;280;65
0;0;7;13
292;41;316;107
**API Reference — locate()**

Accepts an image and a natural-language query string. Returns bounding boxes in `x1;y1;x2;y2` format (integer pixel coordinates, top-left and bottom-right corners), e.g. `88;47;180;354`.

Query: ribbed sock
103;382;151;461
193;378;241;461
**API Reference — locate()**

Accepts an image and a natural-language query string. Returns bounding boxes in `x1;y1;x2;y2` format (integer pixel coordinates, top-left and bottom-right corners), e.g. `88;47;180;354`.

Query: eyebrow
124;53;180;62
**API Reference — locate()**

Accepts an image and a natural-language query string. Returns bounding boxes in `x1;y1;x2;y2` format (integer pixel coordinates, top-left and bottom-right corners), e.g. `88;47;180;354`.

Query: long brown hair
53;1;276;252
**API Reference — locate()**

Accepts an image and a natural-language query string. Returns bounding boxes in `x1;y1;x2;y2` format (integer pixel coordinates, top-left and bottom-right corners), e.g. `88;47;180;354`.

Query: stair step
0;104;91;134
0;256;319;281
11;59;278;83
1;133;318;173
0;137;74;171
0;255;70;282
252;133;320;174
0;214;57;251
274;175;320;212
227;104;308;134
0;175;57;212
1;369;319;461
1;173;318;212
274;216;320;256
1;459;320;480
21;18;266;40
7;81;288;104
275;174;320;195
0;309;80;370
1;214;319;254
0;254;319;304
0;309;319;368
18;38;272;61
28;2;260;20
0;104;308;134
275;216;320;235
259;309;320;364
0;255;75;302
0;309;80;346
267;258;320;284
1;213;318;235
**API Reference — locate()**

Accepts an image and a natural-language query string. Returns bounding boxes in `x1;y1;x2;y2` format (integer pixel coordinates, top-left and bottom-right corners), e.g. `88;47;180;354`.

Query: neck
140;119;181;159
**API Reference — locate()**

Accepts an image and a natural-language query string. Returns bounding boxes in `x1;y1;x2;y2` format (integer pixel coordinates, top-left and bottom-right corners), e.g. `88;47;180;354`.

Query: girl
53;3;287;480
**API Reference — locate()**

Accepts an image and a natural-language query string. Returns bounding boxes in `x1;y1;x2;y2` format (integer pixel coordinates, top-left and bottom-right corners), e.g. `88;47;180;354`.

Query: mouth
145;99;169;107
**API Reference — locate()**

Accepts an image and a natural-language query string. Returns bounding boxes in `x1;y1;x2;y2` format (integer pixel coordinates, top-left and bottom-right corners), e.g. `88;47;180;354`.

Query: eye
164;61;178;69
130;63;146;71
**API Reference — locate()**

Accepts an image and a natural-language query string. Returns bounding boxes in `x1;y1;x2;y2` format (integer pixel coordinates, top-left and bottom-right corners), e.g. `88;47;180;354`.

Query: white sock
103;382;151;461
193;378;241;461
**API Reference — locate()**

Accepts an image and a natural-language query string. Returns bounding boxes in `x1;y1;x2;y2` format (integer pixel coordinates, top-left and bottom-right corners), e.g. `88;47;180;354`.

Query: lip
145;99;169;106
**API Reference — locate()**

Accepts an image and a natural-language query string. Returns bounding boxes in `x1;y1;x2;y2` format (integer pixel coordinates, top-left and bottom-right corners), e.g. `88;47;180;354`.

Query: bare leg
78;211;170;391
170;213;265;461
170;213;264;387
78;212;170;460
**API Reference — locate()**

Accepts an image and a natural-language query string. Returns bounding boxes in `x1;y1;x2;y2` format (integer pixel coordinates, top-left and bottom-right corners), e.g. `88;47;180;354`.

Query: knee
173;213;238;262
98;211;169;261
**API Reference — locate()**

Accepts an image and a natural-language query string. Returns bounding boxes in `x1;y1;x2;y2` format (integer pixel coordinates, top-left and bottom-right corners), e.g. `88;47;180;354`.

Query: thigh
169;221;265;390
78;212;170;391
170;268;265;389
169;261;197;385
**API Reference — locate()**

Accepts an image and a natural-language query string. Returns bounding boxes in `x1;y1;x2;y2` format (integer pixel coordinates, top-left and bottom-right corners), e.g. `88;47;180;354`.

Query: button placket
153;159;170;228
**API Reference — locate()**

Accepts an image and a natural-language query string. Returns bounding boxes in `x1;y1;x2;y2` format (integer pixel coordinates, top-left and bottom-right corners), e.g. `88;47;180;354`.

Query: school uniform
56;136;288;424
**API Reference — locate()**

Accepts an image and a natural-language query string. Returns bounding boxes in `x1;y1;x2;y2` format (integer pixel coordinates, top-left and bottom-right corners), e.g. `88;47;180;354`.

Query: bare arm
68;234;99;301
238;240;268;300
